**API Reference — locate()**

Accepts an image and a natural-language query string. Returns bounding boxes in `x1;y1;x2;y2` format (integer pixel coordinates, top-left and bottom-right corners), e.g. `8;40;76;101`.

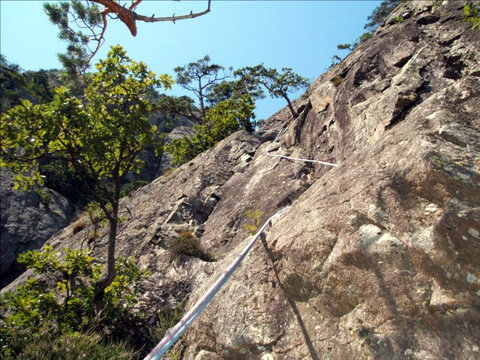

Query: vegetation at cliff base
0;246;148;358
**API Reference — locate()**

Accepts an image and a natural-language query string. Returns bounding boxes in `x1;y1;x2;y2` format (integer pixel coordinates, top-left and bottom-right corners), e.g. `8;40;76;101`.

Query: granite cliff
4;1;480;359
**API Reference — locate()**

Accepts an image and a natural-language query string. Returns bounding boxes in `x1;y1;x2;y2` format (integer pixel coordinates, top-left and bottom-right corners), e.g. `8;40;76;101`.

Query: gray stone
3;1;480;359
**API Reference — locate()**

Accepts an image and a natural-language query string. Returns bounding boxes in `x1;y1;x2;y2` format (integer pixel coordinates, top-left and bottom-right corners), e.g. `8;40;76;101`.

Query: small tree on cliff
174;55;231;120
234;65;310;119
0;45;173;310
167;94;255;165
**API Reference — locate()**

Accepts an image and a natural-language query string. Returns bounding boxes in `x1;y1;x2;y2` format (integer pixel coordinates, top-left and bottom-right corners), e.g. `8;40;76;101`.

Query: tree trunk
93;202;119;314
199;78;206;120
284;94;298;119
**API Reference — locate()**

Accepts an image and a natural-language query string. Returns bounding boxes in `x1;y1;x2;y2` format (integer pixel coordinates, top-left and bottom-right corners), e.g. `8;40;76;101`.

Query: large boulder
0;170;77;288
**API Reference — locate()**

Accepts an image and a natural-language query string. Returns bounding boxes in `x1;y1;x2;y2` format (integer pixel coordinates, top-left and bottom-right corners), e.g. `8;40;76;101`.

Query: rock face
4;1;480;359
0;170;77;288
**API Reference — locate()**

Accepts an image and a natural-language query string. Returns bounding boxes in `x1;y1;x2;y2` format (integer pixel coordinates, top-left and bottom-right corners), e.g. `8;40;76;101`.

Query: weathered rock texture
4;1;480;359
0;170;77;288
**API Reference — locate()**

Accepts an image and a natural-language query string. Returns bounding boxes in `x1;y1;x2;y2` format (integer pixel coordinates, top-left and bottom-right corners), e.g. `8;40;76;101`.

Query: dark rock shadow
260;233;320;360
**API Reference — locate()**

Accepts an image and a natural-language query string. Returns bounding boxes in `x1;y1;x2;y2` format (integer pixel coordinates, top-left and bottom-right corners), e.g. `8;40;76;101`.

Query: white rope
144;123;337;358
144;207;290;360
266;127;338;167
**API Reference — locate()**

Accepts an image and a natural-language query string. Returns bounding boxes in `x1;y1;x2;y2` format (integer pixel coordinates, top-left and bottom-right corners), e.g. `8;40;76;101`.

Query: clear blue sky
0;1;381;120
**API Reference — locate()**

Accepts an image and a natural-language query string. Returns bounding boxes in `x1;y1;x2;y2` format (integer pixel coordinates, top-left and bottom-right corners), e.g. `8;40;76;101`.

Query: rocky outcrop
4;1;480;359
0;170;77;288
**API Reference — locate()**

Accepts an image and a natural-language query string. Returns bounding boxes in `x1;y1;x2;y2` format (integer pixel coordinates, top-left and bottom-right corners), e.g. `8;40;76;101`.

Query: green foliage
1;56;28;111
39;159;95;205
149;305;184;345
206;79;265;108
330;76;344;87
463;2;480;29
359;32;374;44
337;43;354;51
44;0;103;78
120;179;149;198
168;231;215;262
33;187;52;207
167;94;255;165
243;210;264;235
0;246;149;358
7;330;135;360
1;45;172;309
234;64;310;118
393;15;405;24
364;0;401;32
174;55;231;118
154;94;197;124
1;45;172;192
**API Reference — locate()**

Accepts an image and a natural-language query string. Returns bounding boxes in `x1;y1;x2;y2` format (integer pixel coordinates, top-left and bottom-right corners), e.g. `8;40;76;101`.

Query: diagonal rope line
145;123;338;359
266;127;338;167
144;207;290;360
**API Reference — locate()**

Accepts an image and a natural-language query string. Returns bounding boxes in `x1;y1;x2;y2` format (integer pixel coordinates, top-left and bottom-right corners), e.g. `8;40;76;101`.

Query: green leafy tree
167;94;255;165
154;94;197;125
234;65;310;119
0;45;172;310
174;55;231;120
206;79;265;108
44;0;212;76
0;245;148;358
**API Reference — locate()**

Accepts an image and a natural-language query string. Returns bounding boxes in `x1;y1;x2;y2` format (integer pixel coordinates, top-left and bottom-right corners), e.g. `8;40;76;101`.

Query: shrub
330;76;344;87
4;329;135;360
33;187;52;207
167;94;255;165
243;210;264;235
168;231;215;262
0;246;149;358
464;1;480;29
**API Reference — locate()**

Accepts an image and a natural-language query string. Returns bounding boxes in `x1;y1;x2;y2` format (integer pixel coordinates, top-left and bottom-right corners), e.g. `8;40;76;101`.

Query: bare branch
90;0;211;36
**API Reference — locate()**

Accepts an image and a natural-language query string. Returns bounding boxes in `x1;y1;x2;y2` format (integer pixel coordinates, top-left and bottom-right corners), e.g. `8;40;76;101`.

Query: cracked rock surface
3;1;480;359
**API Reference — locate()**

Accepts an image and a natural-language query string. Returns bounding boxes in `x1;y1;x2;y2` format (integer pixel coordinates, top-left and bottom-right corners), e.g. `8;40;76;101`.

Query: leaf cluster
235;65;310;100
464;1;480;29
235;64;310;118
44;0;103;78
174;55;231;117
243;210;264;236
0;246;149;358
1;45;171;207
167;94;255;165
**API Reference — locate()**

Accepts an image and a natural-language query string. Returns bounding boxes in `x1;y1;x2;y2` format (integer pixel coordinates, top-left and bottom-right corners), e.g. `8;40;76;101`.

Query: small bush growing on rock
34;187;52;207
168;231;215;262
330;76;344;87
463;1;480;29
243;210;264;235
149;305;184;344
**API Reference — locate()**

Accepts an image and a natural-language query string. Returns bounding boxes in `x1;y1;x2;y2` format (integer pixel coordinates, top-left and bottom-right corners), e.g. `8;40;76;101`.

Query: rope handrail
144;207;290;360
266;127;338;167
144;124;338;358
